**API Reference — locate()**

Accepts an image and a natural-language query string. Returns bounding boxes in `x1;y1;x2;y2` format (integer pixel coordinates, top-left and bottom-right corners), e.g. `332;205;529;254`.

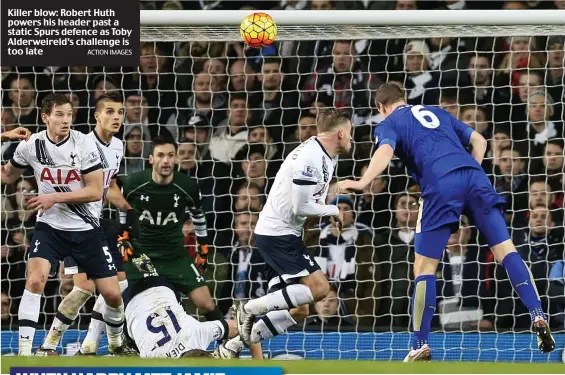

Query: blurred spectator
132;42;179;125
248;125;283;175
539;139;565;197
439;89;461;118
209;93;250;163
460;105;490;137
182;115;213;160
510;205;564;328
515;89;563;157
482;128;512;175
548;260;564;329
175;70;227;130
463;53;511;125
304;195;380;326
7;75;39;133
1;291;12;326
1;108;19;160
229;59;258;93
355;163;393;232
120;126;147;175
436;216;493;330
233;183;264;213
545;36;564;119
256;57;299;142
427;37;466;87
403;40;440;105
493;145;528;208
375;189;419;328
219;211;265;313
232;144;272;194
302;40;378;122
283;114;318;157
305;284;350;326
4;177;37;260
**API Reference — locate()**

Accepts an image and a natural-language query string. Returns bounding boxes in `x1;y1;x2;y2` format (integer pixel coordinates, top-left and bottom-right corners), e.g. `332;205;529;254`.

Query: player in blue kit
338;83;555;361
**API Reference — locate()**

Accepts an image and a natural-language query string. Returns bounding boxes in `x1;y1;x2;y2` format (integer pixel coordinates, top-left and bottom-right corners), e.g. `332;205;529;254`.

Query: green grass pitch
2;357;564;374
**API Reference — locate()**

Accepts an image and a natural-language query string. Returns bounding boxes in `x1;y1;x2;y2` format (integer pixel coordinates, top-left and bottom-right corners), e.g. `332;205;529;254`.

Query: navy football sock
410;274;436;350
501;252;544;322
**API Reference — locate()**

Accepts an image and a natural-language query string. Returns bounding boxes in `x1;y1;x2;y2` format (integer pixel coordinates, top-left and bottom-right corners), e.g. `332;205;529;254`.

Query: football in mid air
240;12;277;48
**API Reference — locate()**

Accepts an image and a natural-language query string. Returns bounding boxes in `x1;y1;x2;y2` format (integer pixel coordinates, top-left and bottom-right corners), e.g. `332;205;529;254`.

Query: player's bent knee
290;305;310;323
310;279;330;302
73;275;95;294
26;272;48;294
99;290;122;308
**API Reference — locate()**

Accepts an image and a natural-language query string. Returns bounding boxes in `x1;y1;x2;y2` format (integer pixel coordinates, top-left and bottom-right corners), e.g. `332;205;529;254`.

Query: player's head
316;108;352;155
150;136;178;178
94;92;124;135
40;93;74;137
375;82;406;118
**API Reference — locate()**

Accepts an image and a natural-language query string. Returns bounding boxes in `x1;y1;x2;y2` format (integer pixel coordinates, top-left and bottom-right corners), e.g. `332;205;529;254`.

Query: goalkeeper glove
118;209;137;262
195;243;209;275
118;231;134;262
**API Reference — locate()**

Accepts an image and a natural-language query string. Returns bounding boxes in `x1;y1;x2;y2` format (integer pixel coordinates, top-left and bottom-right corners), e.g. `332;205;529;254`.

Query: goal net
1;7;564;361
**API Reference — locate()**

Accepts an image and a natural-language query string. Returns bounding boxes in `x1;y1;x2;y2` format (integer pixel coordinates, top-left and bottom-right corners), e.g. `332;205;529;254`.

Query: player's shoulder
172;171;198;193
294;137;325;162
124;169;151;186
19;131;42;147
72;130;96;148
109;136;124;154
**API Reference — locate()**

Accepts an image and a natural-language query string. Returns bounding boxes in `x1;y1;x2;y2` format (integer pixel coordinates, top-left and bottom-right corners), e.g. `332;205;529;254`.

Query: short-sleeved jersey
10;130;102;231
125;278;224;358
122;169;207;259
255;137;337;237
88;131;123;217
374;104;479;189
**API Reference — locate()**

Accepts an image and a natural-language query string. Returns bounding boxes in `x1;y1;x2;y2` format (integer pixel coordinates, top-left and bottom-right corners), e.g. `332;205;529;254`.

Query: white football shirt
254;137;337;237
11;130;102;231
126;286;225;358
88;131;123;217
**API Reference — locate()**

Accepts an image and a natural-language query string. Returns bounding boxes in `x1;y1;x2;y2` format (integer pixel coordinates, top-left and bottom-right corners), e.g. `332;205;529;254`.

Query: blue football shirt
374;104;480;188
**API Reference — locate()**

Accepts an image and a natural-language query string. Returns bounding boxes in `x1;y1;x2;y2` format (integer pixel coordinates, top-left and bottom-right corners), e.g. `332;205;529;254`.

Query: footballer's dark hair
41;93;73;115
95;92;123;111
180;349;213;358
151;135;178;154
316;108;350;133
375;82;406;108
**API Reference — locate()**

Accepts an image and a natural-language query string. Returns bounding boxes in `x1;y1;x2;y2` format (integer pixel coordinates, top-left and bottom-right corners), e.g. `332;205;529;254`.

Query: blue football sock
501;252;544;322
410;274;436;350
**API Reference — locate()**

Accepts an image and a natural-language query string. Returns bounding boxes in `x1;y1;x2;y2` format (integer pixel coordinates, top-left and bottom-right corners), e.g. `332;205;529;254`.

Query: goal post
139;9;565;41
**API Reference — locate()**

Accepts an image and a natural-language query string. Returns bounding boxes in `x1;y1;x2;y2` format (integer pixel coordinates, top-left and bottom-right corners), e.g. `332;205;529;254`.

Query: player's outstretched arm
106;179;132;211
1;162;26;184
468;131;488;166
338;144;394;192
291;181;339;217
1;127;31;141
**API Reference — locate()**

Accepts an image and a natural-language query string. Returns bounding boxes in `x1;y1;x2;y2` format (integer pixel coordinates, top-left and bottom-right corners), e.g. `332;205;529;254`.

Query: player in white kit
1;94;128;356
124;255;251;358
234;109;352;347
37;93;135;355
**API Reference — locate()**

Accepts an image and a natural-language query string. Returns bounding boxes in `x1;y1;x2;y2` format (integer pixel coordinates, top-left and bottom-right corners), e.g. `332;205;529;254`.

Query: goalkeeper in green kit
119;136;221;321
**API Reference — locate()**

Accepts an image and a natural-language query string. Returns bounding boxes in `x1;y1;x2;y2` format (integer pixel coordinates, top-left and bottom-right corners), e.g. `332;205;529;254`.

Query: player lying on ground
338;83;556;361
124;255;263;359
235;109;350;348
37;93;135;356
1;94;130;356
118;136;222;322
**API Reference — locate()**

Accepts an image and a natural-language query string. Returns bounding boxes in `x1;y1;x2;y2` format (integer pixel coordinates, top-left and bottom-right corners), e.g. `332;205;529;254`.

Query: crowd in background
1;0;564;334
